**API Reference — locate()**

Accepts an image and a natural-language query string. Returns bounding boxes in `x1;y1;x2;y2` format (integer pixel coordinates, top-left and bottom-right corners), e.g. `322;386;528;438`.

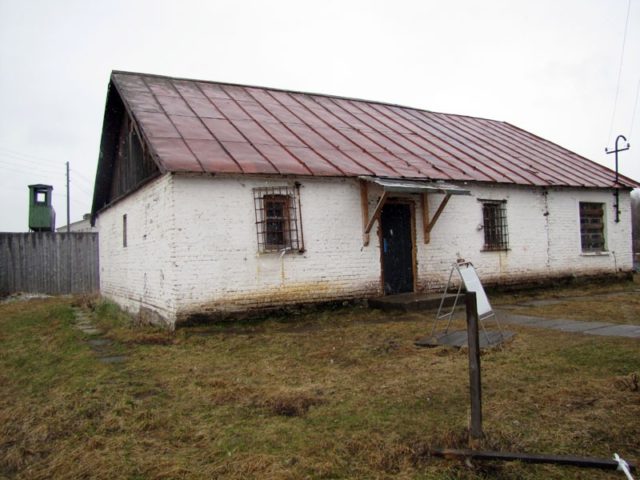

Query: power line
0;145;64;164
70;170;95;188
608;0;632;141
0;156;66;176
0;160;66;179
629;78;640;138
72;169;95;184
0;146;96;185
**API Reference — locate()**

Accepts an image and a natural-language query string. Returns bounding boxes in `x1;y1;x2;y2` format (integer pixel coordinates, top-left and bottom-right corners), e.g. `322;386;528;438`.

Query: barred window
481;200;508;251
253;186;301;253
580;202;605;252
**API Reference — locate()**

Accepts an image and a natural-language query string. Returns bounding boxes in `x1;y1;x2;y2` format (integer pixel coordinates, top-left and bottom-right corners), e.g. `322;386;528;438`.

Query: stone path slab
415;330;515;348
495;309;640;339
72;307;127;363
552;321;612;333
584;325;640;338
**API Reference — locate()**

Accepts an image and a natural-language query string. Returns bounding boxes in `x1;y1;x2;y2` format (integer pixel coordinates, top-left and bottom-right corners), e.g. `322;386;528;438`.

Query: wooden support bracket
360;180;370;246
423;193;452;243
363;190;388;246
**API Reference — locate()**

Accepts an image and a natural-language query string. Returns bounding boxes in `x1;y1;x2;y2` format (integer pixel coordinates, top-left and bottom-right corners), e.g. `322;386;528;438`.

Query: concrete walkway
495;309;640;339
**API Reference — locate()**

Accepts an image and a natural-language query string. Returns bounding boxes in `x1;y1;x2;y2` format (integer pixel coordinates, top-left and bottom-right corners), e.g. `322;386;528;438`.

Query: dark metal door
381;203;414;295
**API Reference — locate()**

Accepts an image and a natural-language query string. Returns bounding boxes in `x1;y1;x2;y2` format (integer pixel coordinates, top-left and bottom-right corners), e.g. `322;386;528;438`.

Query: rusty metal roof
109;71;638;189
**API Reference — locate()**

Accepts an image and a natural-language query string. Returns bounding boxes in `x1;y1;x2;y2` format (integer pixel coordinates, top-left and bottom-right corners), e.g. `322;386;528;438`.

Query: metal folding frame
431;260;504;344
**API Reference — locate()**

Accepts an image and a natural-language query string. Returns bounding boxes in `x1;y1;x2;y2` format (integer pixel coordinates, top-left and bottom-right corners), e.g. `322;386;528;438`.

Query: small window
35;191;47;204
254;186;301;253
122;214;127;248
481;200;508;251
580;202;605;252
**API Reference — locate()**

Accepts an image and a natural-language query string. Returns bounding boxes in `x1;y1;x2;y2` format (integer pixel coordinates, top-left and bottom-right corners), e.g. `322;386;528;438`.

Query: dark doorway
380;202;414;295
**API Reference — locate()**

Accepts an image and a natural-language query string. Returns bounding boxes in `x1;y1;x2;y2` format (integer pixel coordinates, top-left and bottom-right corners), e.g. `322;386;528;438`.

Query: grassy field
1;283;639;479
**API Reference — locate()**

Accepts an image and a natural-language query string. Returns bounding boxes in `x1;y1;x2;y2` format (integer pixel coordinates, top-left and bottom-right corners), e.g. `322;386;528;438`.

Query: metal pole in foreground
465;291;483;443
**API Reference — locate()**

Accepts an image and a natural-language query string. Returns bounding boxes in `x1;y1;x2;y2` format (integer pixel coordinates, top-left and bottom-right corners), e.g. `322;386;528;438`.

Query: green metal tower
28;184;56;232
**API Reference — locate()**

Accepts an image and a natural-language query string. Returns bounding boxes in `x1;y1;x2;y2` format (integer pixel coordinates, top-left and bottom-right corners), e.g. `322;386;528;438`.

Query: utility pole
605;135;630;223
66;161;72;293
66;161;70;233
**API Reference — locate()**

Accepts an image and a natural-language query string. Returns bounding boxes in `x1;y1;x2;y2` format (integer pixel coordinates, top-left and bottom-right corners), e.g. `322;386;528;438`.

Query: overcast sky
0;0;639;231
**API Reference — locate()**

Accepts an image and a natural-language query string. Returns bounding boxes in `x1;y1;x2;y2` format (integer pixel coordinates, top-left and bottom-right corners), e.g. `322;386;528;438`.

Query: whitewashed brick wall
96;172;633;328
416;184;632;289
170;175;382;320
97;174;176;325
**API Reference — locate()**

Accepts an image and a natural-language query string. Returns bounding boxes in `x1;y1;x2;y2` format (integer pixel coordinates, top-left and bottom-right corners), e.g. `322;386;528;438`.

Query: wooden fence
0;232;99;296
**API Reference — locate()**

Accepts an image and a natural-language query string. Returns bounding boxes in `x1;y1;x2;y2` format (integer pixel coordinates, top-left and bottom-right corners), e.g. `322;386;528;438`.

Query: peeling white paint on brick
97;173;633;328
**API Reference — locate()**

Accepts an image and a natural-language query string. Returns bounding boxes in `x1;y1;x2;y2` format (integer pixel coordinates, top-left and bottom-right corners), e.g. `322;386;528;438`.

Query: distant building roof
104;70;638;189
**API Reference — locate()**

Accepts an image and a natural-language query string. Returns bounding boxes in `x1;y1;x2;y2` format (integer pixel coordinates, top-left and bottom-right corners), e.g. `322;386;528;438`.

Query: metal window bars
579;202;605;252
253;186;301;253
482;201;508;251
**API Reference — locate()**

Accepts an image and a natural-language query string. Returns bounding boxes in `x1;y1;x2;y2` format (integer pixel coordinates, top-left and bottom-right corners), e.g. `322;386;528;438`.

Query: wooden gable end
91;83;160;222
109;112;159;201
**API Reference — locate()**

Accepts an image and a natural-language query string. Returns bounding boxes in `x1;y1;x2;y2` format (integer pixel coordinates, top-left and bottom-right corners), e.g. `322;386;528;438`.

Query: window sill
258;249;305;255
481;248;510;253
580;251;609;256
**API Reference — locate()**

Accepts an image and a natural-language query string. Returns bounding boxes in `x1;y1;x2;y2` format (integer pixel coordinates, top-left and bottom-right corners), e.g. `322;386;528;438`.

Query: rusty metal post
605;134;630;223
465;291;483;442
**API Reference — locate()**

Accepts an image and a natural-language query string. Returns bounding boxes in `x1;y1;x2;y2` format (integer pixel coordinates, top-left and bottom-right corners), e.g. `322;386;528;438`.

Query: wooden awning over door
359;177;471;246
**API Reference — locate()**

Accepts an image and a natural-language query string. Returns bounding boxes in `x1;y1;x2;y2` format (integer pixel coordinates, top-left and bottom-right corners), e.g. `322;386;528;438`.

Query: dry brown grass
1;283;639;479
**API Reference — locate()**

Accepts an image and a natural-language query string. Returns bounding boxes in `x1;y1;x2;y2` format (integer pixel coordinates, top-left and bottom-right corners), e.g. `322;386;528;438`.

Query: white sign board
458;264;492;317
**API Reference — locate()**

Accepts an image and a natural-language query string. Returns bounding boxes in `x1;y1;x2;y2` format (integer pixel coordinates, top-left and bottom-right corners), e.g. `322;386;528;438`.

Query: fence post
466;291;483;443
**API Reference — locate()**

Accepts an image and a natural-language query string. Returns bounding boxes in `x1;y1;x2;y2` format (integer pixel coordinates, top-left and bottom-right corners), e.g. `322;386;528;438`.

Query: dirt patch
253;390;325;417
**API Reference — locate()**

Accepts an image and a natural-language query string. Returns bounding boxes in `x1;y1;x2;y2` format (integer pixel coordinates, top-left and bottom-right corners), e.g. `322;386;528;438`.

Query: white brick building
92;72;638;328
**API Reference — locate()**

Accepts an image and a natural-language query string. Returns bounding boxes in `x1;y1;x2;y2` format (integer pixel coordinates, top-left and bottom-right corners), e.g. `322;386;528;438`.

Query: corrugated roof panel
258;100;304;125
113;73;149;93
135;111;181;139
418;111;538;185
212;98;252;121
335;149;402;178
181;95;226;119
232;119;276;146
238;100;279;123
221;141;278;174
314;148;373;176
201;118;245;143
124;92;163;114
171;115;214;140
152;138;202;172
287;146;344;176
143;77;180;97
185;139;241;174
287;123;335;150
256;144;312;176
452;116;585;187
197;82;230;100
391;106;514;183
172;80;205;98
110;71;639;189
155;95;195;116
259;121;308;148
494;121;608;186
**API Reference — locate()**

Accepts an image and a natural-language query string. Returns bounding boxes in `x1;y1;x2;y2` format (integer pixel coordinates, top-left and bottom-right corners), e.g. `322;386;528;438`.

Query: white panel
458;264;492;317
